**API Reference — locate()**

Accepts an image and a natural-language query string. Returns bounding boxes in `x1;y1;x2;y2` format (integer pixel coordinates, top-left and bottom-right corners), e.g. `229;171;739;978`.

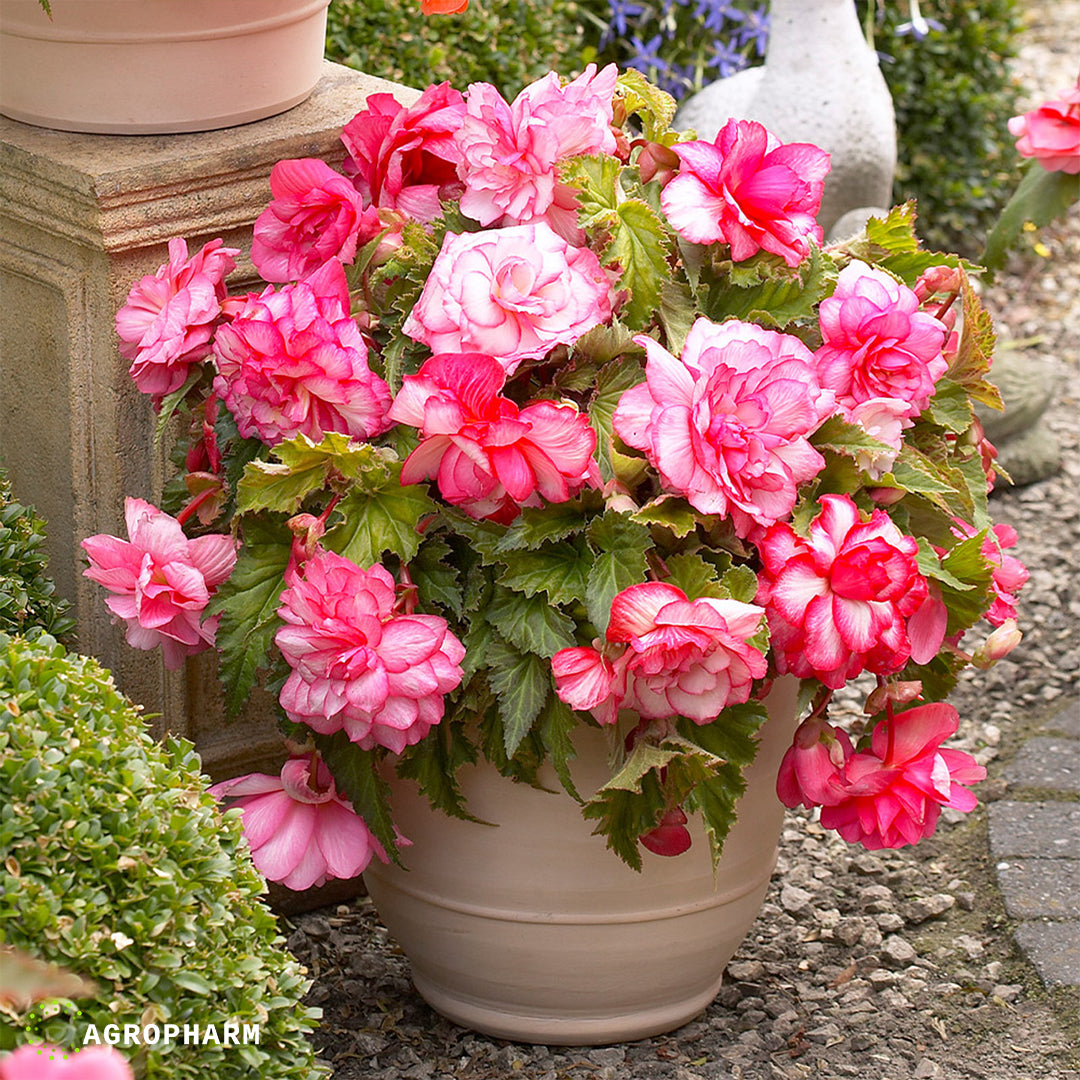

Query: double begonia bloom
815;703;986;850
402;224;614;373
0;1044;133;1080
251;158;383;283
814;260;948;422
209;756;388;890
552;581;768;724
341;84;466;222
389;352;597;522
1007;81;1080;174
81;498;237;670
212;259;392;446
757;494;945;689
275;552;466;753
613;318;834;538
116;237;238;397
661;119;830;267
456;65;618;241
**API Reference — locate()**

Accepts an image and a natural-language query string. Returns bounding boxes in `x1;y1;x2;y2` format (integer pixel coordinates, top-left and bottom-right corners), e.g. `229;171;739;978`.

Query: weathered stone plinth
0;61;416;779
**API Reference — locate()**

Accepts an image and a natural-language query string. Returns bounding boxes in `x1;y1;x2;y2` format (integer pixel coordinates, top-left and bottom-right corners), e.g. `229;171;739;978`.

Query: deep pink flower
1008;81;1080;174
613;318;834;537
456;64;618;241
81;498;237;670
402;224;613;373
776;716;853;810
661;119;830;266
757;494;944;688
389;352;597;522
0;1044;133;1080
341;84;466;221
814;260;948;421
212;259;392;446
116;237;238;397
209;756;388;890
818;702;986;849
251;158;383;283
947;519;1028;626
550;645;621;725
639;806;692;857
275;551;465;753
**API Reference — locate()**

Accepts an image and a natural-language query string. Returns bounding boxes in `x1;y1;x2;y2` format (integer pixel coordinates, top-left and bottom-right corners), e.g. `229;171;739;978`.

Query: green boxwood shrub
0;471;75;640
0;634;328;1078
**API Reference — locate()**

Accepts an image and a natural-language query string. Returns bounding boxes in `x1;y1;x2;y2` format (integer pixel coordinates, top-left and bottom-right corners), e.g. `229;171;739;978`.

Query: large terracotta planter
0;0;331;134
363;676;800;1045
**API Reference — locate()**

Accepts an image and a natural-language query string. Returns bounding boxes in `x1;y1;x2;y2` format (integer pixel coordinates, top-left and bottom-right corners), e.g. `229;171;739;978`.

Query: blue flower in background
735;5;770;57
707;38;750;80
627;34;673;78
691;0;743;35
603;0;646;46
895;16;944;40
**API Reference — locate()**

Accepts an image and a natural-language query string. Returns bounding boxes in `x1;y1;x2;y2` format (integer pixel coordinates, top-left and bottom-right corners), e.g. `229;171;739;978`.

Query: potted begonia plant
81;65;1026;1043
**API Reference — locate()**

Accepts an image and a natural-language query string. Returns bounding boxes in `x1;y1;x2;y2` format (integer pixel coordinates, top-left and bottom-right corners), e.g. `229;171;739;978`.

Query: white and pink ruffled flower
209;756;389;890
81;498;237;669
389;352;596;522
251;157;383;283
341;84;466;221
275;551;465;753
402;224;613;373
456;64;618;241
814;260;948;421
116;237;238;397
550;645;621;725
661;119;829;267
613;317;834;538
212;259;392;446
757;494;945;688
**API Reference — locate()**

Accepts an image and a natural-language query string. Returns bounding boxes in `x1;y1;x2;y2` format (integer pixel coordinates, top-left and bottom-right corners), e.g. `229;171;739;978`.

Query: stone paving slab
1043;701;1080;738
989;801;1080;859
1012;921;1080;987
1003;736;1080;792
996;859;1080;919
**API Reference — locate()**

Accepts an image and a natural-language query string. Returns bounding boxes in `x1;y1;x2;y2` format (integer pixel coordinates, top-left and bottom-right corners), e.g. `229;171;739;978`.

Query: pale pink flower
776;716;854;810
341;84;466;221
1007;81;1080;174
757;494;944;689
972;619;1023;667
613;318;834;537
661;119;830;266
456;64;618;241
81;498;237;670
814;260;948;420
116;237;238;397
212;259;392;446
550;645;621;725
275;551;466;753
846;397;909;479
0;1044;133;1080
209;756;388;890
251;158;383;283
389;352;596;522
818;702;986;849
402;224;613;374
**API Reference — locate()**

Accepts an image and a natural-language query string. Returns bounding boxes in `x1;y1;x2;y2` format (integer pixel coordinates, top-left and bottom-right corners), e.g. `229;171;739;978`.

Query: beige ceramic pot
363;676;801;1045
0;0;331;134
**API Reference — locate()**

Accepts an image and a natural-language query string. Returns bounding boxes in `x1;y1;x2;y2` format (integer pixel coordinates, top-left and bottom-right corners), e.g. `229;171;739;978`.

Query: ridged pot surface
0;0;330;134
363;676;800;1045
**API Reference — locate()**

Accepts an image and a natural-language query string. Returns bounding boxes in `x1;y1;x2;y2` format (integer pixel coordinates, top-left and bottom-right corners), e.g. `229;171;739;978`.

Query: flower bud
972;619;1022;668
636;140;681;186
864;680;923;716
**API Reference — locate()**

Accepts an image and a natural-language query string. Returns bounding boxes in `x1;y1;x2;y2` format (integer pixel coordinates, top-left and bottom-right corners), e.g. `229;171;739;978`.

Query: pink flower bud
640;806;692;857
972;619;1023;668
864;680;923;716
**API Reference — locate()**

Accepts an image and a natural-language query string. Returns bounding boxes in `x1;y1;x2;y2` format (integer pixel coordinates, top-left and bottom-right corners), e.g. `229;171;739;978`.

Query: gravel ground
286;9;1080;1079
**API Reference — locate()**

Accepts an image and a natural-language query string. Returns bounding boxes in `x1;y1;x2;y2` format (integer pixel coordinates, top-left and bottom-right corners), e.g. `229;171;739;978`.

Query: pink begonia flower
0;1044;133;1080
945;519;1029;626
845;397;910;480
116;237;238;397
389;352;597;522
661;119;830;267
1007;80;1080;174
756;494;945;689
817;702;986;849
613;318;834;538
251;158;384;283
552;581;768;725
275;551;466;753
81;498;237;670
776;716;854;810
402;224;613;374
209;756;389;890
341;84;466;222
456;64;618;242
212;259;392;446
814;260;948;421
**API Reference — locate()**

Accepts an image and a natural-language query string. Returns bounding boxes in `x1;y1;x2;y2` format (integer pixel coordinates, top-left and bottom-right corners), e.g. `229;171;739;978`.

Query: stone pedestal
0;61;416;779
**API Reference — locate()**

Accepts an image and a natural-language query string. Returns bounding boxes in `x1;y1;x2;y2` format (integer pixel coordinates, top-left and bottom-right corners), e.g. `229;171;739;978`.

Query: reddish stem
176;485;219;528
